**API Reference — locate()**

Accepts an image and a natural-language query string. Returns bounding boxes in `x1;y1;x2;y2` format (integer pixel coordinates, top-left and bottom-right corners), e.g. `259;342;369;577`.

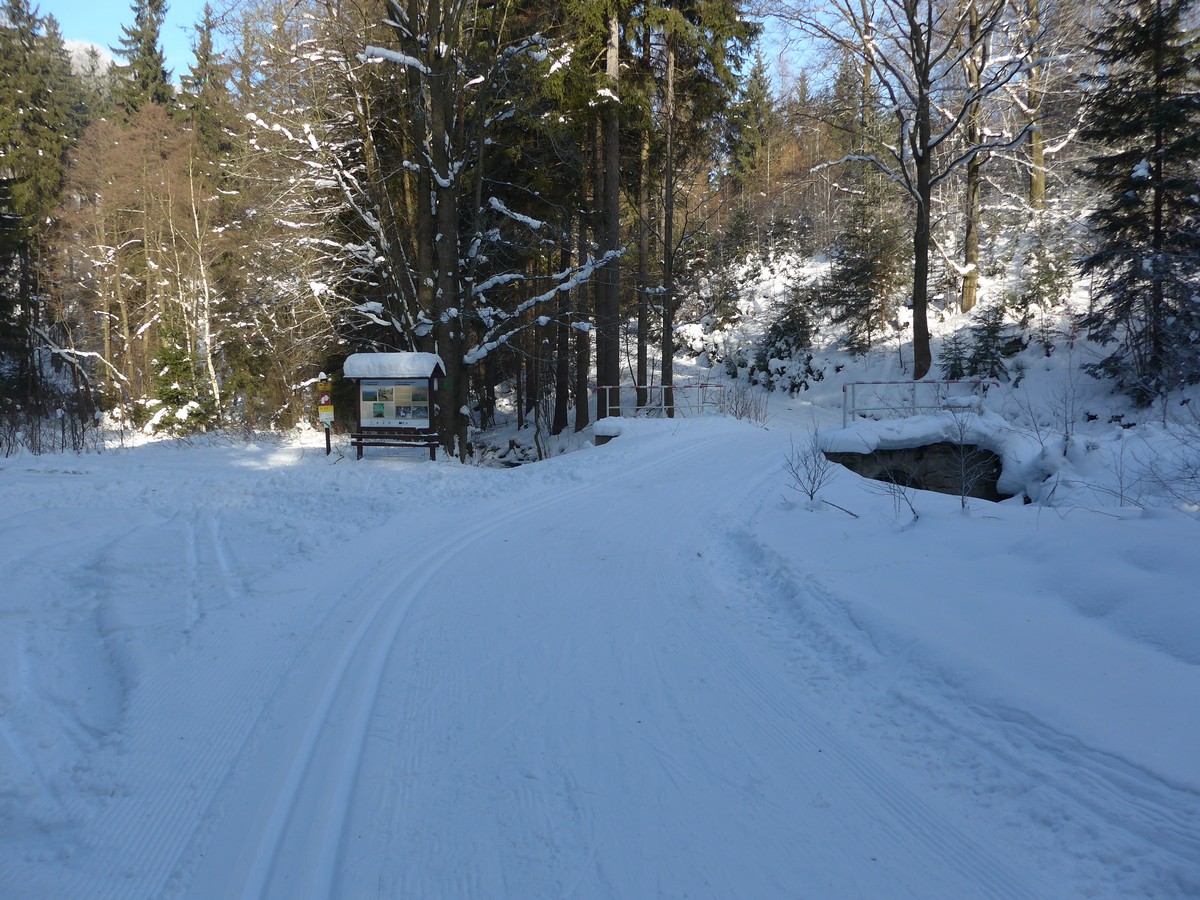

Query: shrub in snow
754;301;824;394
967;307;1024;381
1004;215;1076;326
145;323;216;435
939;332;970;380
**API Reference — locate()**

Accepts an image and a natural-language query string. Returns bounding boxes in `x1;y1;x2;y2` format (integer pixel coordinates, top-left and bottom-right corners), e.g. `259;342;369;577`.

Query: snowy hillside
2;391;1198;897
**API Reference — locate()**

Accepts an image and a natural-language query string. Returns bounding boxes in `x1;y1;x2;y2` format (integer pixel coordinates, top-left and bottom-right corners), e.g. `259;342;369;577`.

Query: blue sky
44;0;209;79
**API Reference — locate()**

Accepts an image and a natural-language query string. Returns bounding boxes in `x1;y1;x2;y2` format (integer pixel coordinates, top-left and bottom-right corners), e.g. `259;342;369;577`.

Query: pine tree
0;1;80;242
722;48;778;258
967;306;1022;380
1078;0;1200;406
727;49;775;190
112;0;172;114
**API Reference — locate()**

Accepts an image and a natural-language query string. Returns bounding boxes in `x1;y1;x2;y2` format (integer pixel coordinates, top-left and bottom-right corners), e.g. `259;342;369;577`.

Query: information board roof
343;352;446;379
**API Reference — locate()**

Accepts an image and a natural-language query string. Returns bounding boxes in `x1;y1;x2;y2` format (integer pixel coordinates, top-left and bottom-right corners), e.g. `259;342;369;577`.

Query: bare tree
771;0;1036;378
784;424;840;506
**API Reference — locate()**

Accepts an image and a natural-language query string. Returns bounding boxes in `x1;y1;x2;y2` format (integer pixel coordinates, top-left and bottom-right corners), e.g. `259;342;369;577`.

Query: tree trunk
188;159;223;419
553;211;571;435
429;35;467;459
960;0;984;314
907;0;934;381
662;35;677;417
574;209;591;432
637;124;650;409
597;5;622;421
1026;0;1046;210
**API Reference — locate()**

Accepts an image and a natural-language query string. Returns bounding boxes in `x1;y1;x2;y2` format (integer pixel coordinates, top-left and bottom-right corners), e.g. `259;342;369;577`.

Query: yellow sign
317;380;334;425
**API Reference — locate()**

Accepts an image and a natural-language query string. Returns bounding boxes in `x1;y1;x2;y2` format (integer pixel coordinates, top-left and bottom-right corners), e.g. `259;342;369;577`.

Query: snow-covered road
2;417;1198;897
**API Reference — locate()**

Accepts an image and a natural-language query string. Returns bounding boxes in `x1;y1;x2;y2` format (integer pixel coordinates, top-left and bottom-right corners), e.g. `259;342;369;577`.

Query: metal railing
842;380;998;427
592;382;726;417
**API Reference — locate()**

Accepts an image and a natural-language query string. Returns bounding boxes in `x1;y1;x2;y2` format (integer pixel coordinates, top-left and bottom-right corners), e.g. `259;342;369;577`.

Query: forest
1;0;1197;458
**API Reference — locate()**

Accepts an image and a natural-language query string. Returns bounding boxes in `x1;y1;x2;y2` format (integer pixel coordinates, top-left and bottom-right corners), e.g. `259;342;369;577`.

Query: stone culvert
826;442;1011;502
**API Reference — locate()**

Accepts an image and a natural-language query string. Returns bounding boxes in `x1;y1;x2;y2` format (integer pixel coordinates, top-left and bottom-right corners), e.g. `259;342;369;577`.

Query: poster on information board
358;379;431;428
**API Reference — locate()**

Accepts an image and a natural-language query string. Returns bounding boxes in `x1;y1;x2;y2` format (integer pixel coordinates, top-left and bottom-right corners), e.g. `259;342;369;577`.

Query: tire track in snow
213;432;748;899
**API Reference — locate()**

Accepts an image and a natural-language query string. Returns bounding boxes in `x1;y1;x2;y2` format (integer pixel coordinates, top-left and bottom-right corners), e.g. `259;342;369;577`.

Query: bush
754;299;825;393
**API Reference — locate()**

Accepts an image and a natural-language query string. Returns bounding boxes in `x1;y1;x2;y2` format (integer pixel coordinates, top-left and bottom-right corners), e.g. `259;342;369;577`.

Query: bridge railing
842;380;999;428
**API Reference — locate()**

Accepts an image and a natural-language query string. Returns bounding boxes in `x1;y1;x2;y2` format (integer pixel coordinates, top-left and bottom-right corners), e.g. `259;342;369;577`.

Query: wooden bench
350;429;439;461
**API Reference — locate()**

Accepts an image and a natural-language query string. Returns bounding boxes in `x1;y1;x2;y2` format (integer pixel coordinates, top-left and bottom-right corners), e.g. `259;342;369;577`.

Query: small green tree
148;320;213;433
823;185;909;356
939;331;970;380
967;307;1023;380
1007;214;1076;327
756;284;824;393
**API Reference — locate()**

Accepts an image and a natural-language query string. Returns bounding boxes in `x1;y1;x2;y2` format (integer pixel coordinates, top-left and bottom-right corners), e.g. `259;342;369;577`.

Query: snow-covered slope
1;404;1197;897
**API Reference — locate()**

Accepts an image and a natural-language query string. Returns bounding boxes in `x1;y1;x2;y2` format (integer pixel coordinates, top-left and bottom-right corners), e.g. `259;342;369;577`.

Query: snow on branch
487;196;544;232
473;271;525;296
362;45;430;75
32;326;128;384
463;251;621;365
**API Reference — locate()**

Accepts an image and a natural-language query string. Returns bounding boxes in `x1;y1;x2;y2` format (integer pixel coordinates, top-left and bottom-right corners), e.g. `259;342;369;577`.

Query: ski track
1;497;325;898
5;428;1196;898
660;468;1040;899
718;527;1200;897
120;432;744;899
229;432;750;899
324;431;1041;898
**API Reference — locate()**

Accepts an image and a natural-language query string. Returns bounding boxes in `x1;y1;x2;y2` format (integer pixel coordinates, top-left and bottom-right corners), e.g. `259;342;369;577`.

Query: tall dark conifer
112;0;172;114
0;0;85;396
181;4;232;158
1078;0;1200;406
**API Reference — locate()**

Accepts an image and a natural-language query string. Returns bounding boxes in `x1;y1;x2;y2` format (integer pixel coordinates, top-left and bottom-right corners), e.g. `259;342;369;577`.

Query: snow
488;195;544;231
1;391;1198;898
342;351;445;379
361;46;430;75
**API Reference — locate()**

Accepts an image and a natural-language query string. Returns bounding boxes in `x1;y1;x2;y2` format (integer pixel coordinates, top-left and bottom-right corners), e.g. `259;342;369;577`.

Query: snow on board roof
343;352;446;379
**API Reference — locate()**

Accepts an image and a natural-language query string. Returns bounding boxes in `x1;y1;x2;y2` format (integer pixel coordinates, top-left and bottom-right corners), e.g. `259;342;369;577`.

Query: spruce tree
722;49;779;258
939;331;969;380
0;0;85;397
824;183;908;356
967;306;1021;381
112;0;172;114
180;4;232;158
1078;0;1200;406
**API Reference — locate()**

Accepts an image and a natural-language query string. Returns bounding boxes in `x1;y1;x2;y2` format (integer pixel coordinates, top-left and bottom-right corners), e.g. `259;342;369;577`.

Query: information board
358;379;431;428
